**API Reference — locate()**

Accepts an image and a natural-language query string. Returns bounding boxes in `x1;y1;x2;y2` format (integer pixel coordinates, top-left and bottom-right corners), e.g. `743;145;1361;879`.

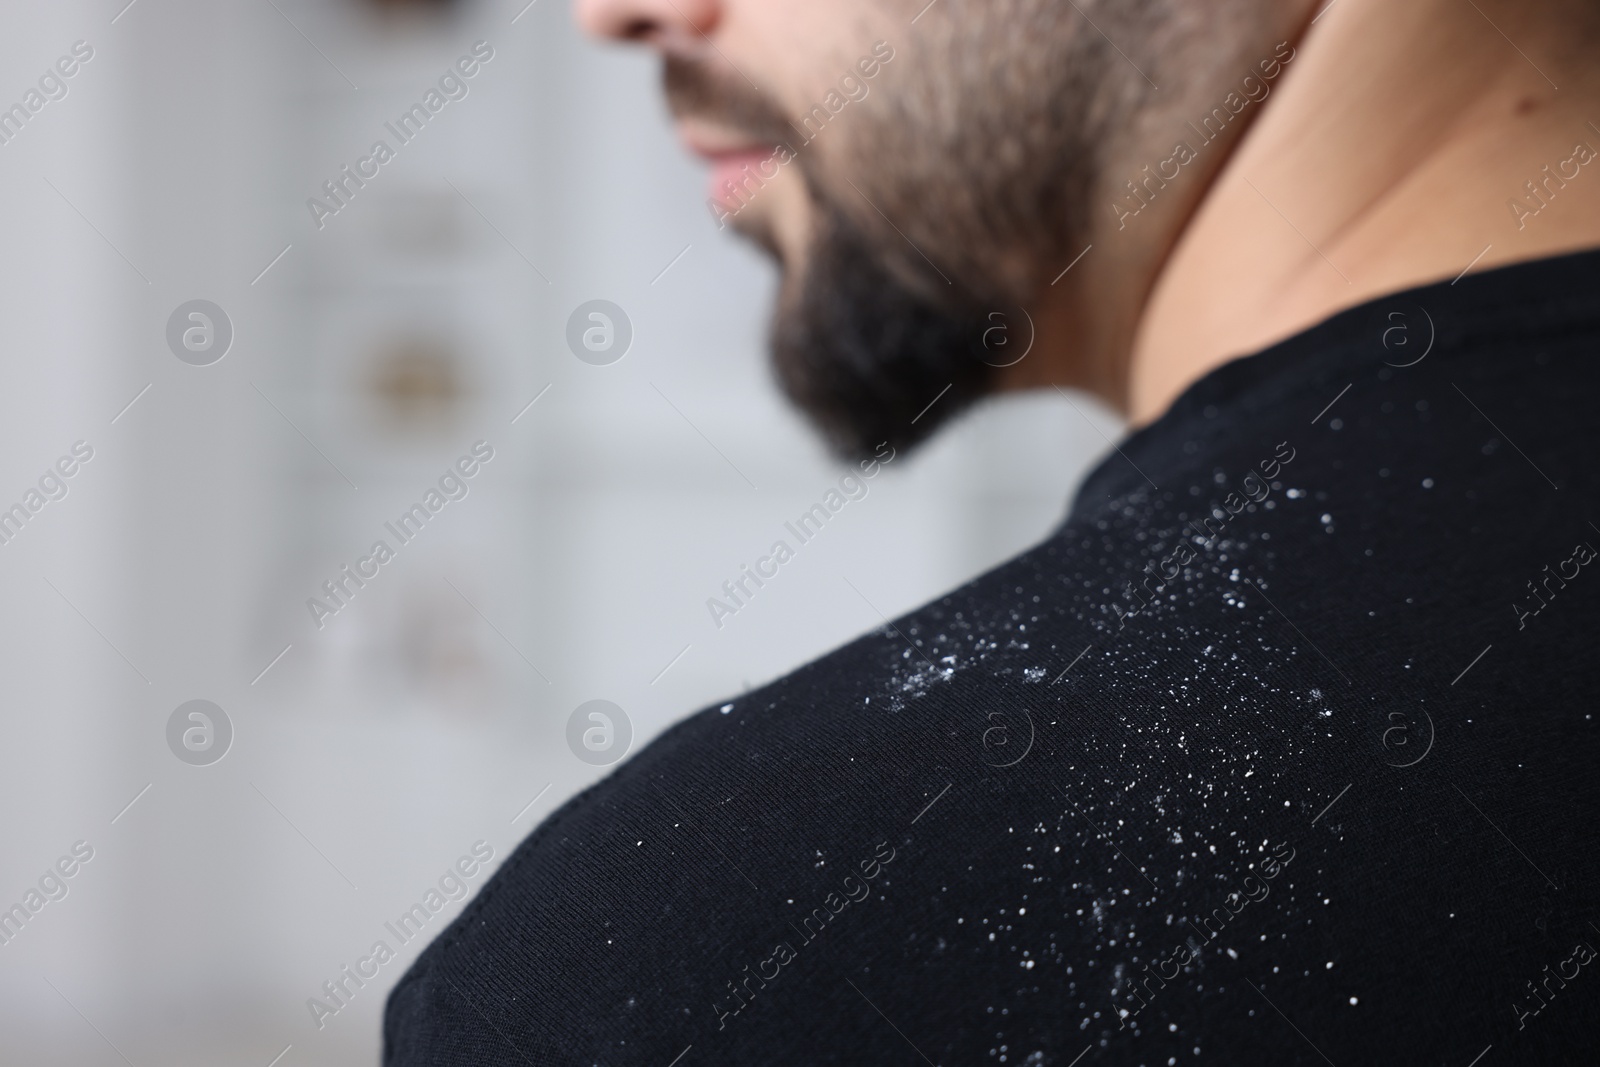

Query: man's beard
663;1;1167;460
770;202;999;460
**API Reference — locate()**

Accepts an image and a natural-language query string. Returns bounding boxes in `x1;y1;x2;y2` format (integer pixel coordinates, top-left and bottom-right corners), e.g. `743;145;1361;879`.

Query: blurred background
0;0;1118;1062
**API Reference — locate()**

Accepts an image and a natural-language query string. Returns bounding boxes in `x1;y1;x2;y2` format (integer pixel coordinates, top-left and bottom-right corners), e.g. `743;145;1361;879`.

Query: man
386;0;1600;1061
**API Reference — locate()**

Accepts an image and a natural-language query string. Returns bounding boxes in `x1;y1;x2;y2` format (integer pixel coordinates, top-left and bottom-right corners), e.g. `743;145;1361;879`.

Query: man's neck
1123;0;1600;426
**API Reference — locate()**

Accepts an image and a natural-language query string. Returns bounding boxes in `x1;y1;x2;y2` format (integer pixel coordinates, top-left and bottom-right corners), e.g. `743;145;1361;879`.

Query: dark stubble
663;0;1163;459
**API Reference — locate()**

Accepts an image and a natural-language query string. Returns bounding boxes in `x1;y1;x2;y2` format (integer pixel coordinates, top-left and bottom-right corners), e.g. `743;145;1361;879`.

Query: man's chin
767;206;997;462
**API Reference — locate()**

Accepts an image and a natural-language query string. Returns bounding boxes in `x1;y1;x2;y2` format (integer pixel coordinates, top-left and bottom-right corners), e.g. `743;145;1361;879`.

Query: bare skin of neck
1026;0;1600;427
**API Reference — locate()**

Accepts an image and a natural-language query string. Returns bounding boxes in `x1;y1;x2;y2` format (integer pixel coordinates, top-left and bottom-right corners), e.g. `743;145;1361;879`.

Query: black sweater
386;249;1600;1066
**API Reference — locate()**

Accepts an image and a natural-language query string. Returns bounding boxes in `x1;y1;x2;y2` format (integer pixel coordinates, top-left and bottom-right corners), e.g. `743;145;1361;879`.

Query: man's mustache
662;56;799;146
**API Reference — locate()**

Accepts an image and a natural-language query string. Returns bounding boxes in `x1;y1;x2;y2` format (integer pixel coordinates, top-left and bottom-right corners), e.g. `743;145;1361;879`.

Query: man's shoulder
384;260;1600;1064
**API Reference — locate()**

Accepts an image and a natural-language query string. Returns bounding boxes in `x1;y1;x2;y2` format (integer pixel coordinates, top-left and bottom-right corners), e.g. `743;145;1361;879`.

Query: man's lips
705;148;782;210
679;123;784;211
